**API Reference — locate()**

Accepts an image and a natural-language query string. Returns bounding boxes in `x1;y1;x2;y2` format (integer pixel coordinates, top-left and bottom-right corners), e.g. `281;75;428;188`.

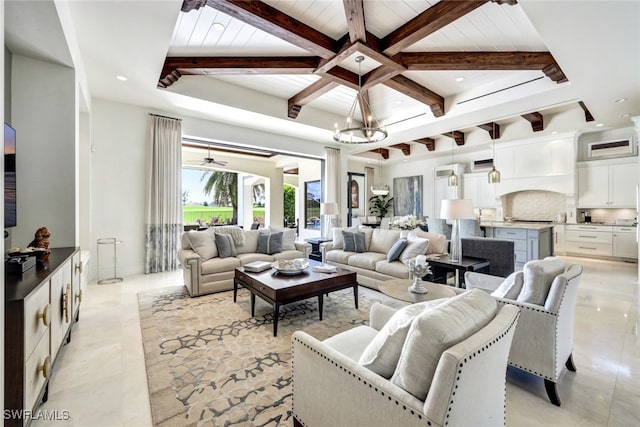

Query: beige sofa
177;226;311;297
320;227;448;290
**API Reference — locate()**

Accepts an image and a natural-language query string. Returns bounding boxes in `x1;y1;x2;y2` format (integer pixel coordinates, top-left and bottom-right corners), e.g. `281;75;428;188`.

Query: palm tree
252;183;265;206
201;171;238;224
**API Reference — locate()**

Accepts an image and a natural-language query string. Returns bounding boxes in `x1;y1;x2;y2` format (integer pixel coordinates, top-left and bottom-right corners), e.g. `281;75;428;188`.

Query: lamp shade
321;202;339;215
440;199;475;220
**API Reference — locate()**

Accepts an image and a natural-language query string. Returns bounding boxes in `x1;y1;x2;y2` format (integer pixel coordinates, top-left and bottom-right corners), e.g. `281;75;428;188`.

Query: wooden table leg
353;284;359;309
318;294;324;320
273;303;280;336
233;279;238;302
250;292;256;316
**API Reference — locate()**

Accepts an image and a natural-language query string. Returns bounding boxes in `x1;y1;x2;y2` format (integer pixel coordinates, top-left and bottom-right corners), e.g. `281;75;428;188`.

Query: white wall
11;54;76;248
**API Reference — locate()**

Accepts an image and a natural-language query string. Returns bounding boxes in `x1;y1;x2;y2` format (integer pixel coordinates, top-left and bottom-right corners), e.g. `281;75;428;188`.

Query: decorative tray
272;259;309;275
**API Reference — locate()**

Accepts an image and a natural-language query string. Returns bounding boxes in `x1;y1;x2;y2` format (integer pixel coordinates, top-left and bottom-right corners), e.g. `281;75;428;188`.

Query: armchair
292;291;520;427
464;257;583;406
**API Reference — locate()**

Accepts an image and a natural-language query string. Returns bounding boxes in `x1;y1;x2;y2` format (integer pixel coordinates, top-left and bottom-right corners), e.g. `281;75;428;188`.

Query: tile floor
32;256;639;426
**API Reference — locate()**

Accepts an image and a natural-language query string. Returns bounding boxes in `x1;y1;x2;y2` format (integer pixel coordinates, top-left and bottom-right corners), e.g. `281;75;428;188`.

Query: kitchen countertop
480;221;636;229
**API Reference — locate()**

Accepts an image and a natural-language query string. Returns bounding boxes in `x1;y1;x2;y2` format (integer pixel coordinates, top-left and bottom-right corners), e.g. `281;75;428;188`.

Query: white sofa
320;227;448;290
292;289;520;427
465;257;583;405
177;226;311;297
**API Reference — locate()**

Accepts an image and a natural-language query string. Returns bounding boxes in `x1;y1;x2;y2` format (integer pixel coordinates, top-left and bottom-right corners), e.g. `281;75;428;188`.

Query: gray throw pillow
257;232;283;255
214;233;237;258
342;231;366;253
387;238;408;262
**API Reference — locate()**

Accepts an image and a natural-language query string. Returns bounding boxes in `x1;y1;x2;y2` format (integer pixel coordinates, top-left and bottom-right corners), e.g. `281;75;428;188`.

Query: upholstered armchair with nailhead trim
291;290;519;427
465;258;583;406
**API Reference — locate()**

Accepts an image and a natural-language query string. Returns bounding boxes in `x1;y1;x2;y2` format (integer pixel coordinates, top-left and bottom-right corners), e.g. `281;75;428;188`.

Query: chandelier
371;149;389;196
333;56;388;144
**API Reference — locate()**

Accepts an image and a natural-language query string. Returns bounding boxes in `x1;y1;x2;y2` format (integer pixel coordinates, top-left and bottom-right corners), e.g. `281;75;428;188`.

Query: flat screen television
5;123;16;228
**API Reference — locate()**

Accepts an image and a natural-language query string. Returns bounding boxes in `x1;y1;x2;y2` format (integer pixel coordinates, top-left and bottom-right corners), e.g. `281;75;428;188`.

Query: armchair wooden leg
293;416;303;427
565;353;577;372
544;379;561;406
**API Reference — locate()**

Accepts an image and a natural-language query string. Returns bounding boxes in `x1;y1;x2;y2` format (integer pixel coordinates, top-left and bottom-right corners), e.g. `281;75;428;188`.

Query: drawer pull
75;289;83;303
75;261;83;274
578;235;597;238
579;246;597;250
37;356;51;379
64;284;71;323
36;304;51;327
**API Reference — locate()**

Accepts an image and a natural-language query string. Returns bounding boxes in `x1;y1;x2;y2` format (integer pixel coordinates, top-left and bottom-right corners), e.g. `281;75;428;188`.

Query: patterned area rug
138;285;405;426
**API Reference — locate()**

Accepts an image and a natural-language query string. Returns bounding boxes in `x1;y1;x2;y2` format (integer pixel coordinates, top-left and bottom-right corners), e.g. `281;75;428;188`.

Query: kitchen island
481;222;553;267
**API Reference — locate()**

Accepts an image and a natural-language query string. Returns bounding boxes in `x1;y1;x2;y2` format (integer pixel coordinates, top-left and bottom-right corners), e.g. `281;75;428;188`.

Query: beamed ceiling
157;0;582;158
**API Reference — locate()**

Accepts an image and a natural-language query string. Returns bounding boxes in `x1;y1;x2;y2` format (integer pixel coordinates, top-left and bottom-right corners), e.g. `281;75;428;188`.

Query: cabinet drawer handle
75;261;83;274
36;304;51;327
579;246;597;250
75;289;83;303
64;284;71;323
37;356;51;379
578;235;597;238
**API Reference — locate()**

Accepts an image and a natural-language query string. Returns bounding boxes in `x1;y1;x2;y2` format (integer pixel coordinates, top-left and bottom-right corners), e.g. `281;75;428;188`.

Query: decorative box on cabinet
4;247;80;427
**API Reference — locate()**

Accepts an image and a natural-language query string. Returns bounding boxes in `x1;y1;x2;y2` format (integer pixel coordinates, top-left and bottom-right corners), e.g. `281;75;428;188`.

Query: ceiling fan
201;145;227;166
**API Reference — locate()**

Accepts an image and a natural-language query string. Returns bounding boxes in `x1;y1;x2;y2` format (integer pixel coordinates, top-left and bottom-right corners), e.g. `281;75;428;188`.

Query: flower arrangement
390;214;424;230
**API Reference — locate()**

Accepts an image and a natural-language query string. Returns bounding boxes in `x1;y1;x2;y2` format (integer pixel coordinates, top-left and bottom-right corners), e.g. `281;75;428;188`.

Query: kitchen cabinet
564;225;613;257
5;248;80;427
492;226;551;267
553;225;565;254
577;162;637;208
433;164;464;216
613;226;638;259
463;173;496;209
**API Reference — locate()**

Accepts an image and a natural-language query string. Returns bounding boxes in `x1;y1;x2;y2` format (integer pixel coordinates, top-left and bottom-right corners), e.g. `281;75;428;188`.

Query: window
304;180;321;230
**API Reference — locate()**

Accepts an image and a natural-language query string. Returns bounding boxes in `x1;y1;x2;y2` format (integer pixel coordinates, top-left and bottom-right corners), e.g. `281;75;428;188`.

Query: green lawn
183;206;265;225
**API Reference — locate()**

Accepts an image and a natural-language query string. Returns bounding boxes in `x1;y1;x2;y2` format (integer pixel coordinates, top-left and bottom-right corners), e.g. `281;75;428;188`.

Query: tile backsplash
502;190;566;221
578;208;637;224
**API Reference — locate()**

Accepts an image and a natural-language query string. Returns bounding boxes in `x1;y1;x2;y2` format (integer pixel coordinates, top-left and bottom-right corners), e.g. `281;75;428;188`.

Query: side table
378;279;456;303
304;237;332;262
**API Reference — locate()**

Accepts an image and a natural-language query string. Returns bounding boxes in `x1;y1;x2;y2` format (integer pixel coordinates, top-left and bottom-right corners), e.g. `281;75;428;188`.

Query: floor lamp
321;202;339;238
440;199;475;263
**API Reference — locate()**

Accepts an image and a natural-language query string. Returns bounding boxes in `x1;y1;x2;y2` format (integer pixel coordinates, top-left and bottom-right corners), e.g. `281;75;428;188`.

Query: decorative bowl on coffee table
272;258;309;275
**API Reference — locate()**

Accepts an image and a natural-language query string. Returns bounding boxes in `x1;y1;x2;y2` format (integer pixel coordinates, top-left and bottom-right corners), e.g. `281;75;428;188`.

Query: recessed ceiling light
619;113;631;118
613;98;627;103
551;131;558;135
116;75;127;81
212;22;225;31
455;77;465;82
394;100;403;105
595;123;604;127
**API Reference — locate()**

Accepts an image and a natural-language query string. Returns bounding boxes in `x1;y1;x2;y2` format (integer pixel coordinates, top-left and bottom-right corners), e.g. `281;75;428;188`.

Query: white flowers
390;214;424;230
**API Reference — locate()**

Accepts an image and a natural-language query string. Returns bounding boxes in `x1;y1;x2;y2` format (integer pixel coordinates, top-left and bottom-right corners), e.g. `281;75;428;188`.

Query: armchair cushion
390;289;497;400
358;300;446;378
517;257;565;305
185;230;218;261
491;271;524;300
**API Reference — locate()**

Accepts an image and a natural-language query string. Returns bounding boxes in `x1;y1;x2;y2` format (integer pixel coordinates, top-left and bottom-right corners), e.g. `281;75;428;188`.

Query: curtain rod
149;113;182;121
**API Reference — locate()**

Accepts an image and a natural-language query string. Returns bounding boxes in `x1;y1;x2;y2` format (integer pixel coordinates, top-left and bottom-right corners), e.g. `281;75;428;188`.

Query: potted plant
368;195;393;222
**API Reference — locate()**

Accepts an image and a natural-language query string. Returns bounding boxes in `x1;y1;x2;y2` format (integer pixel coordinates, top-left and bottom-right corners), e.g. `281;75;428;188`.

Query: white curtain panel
145;114;182;273
325;147;341;234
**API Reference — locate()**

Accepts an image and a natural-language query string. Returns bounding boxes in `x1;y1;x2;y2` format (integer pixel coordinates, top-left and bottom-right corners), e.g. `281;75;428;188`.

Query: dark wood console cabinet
5;247;81;427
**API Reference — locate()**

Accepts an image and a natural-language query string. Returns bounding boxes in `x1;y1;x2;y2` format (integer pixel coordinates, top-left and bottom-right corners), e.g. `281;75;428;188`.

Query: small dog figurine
28;226;51;252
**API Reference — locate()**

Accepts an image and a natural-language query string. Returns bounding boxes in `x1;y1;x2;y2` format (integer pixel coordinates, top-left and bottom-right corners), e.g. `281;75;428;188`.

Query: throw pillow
517;257;565;305
399;234;430;265
410;229;448;255
332;226;358;249
387;238;408;262
214;233;237;258
257;232;283;255
390;289;497;400
342;231;366;253
491;271;525;300
267;227;296;251
358;299;447;378
185;230;218;260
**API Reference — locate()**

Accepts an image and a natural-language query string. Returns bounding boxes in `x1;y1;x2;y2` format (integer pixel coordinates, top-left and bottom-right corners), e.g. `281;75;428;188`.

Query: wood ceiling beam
362;66;404;90
383;75;445;117
521;112;544;132
382;0;489;56
205;0;338;59
578;101;595;122
478;122;501;139
442;130;466;146
391;143;411;156
415;138;436;151
542;63;568;83
288;77;340;119
325;67;359;90
370;148;389;159
343;0;366;43
400;51;553;70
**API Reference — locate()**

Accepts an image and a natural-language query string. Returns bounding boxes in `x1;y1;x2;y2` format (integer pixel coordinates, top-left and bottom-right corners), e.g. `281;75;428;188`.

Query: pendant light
488;122;501;184
371;149;389;196
448;138;458;187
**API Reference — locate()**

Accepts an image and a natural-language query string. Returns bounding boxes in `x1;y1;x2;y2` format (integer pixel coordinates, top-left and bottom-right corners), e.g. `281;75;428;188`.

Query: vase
409;276;428;294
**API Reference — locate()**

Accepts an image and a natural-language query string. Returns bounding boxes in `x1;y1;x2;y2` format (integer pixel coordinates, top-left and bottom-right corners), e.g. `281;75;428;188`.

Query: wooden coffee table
233;259;358;336
378;279;456;303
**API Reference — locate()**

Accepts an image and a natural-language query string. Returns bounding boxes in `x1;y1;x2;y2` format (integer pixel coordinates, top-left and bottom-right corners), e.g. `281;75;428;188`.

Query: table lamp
320;202;339;238
440;199;475;262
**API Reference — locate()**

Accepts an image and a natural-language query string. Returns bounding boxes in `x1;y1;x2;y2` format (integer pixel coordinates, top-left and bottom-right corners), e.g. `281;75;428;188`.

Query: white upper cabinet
463;173;496;209
577;161;637;208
